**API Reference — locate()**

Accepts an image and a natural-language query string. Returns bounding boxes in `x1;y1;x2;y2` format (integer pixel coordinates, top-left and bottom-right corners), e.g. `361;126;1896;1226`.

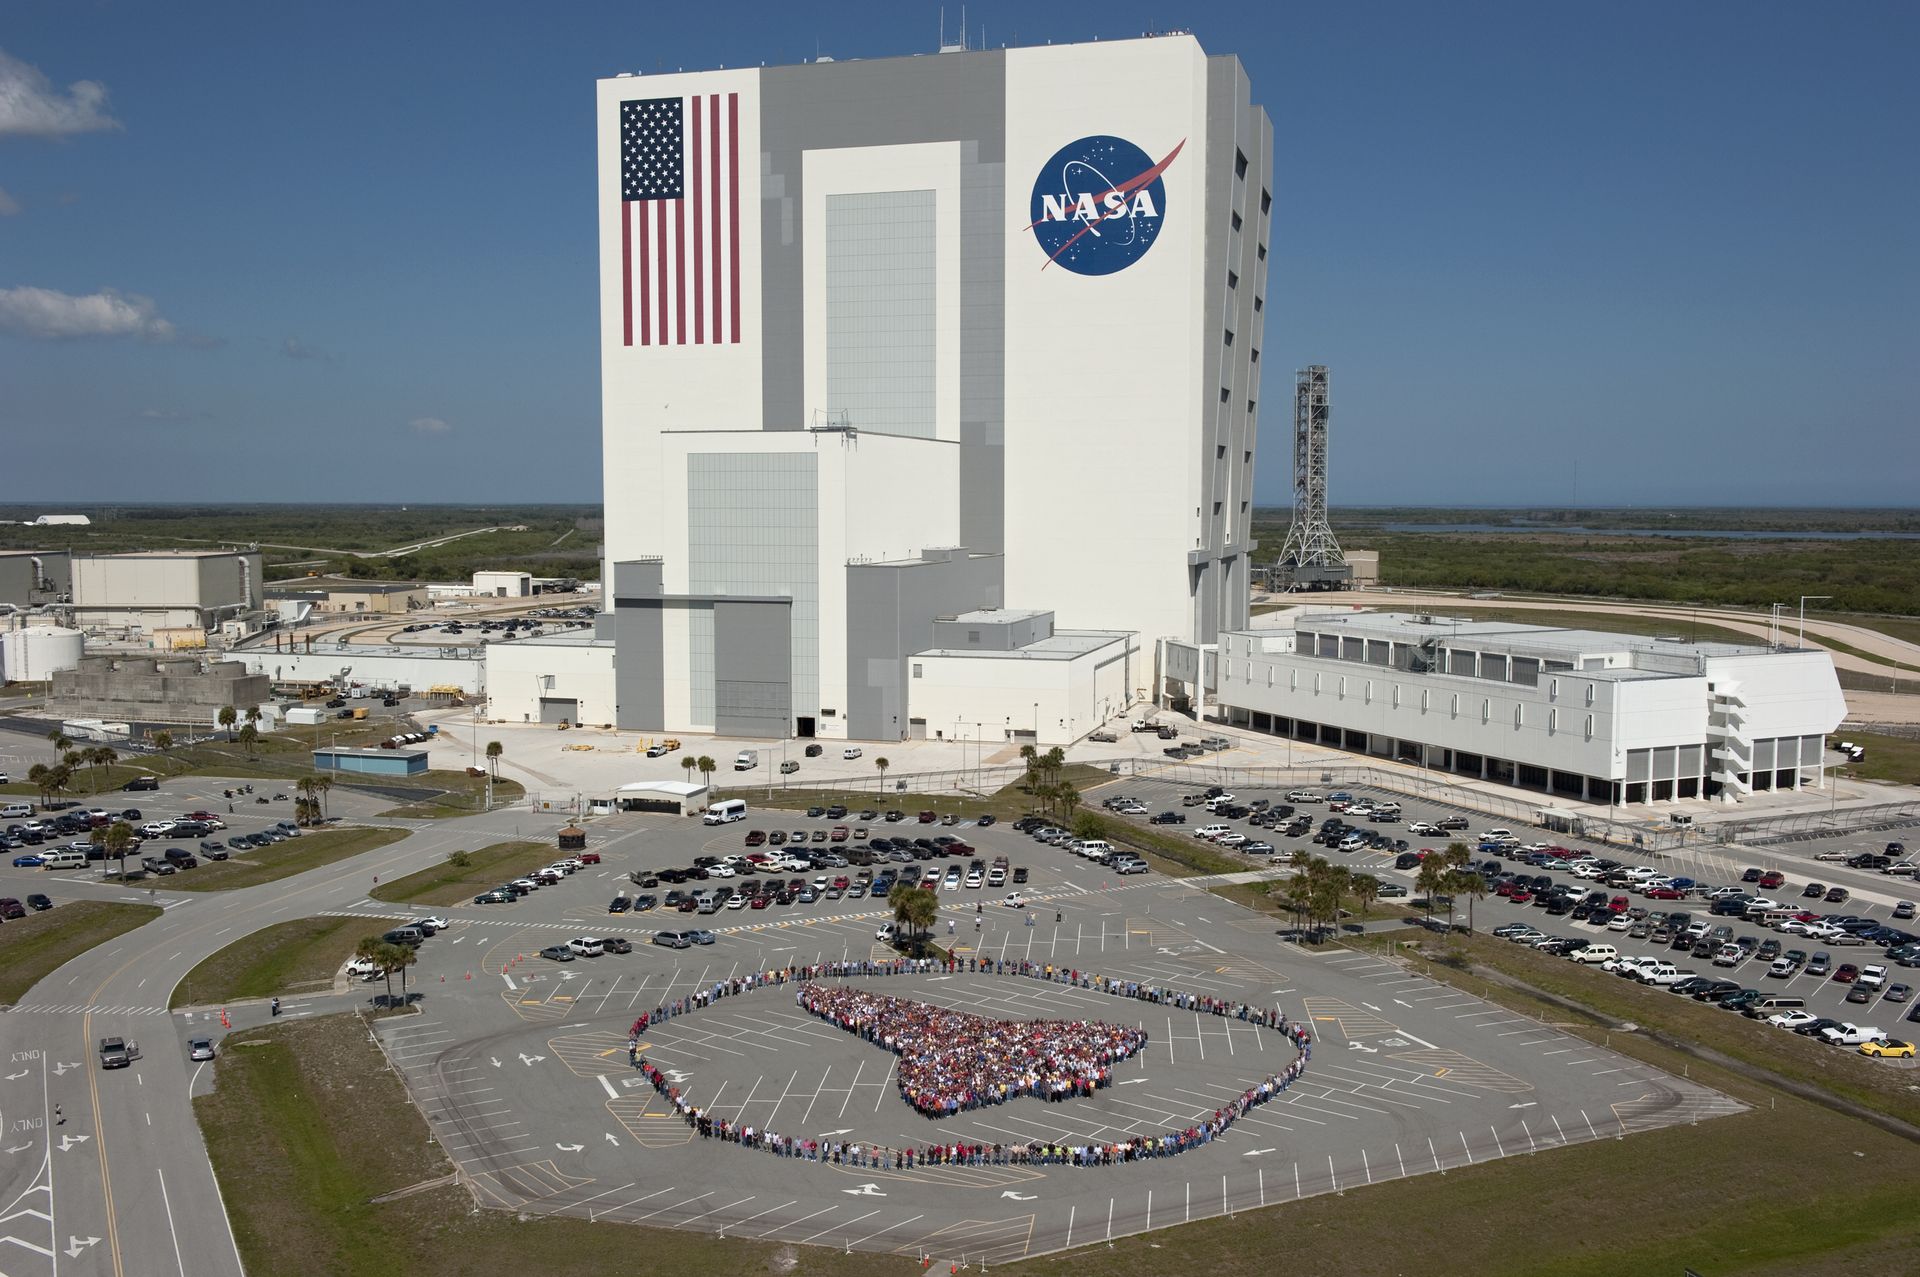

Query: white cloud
0;48;120;138
0;186;19;215
410;416;452;435
281;337;335;362
0;285;178;341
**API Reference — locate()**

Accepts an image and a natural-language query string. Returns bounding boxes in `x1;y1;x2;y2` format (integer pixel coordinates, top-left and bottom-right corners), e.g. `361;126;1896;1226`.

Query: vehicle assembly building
534;31;1275;744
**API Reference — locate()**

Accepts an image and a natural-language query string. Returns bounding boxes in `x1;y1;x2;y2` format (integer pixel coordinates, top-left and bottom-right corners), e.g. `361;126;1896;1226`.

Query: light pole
1797;596;1830;650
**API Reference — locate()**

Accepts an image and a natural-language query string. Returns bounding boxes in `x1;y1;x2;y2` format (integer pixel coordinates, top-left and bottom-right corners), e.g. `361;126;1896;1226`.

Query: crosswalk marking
7;1003;170;1016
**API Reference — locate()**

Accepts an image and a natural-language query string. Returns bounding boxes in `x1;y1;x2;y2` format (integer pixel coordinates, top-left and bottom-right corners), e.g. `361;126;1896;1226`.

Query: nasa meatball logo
1028;134;1185;275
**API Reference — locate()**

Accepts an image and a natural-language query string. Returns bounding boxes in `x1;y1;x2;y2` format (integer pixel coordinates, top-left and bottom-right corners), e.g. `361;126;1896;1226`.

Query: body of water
1378;523;1920;541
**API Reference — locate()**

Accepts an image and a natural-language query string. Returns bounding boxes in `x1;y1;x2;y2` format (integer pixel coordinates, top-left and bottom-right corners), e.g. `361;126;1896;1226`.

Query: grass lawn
199;980;1920;1277
375;770;525;818
0;722;407;798
170;915;395;1009
0;901;162;1004
728;763;1124;826
368;840;547;905
147;826;406;892
1836;730;1920;786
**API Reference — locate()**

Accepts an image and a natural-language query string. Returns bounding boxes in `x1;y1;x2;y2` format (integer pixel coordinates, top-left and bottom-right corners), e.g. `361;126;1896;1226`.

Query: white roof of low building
615;780;708;797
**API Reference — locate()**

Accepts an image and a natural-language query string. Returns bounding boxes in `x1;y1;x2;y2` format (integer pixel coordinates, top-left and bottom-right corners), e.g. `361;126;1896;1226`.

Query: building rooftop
1288;610;1770;661
77;549;254;559
945;608;1050;625
311;746;429;759
916;629;1131;661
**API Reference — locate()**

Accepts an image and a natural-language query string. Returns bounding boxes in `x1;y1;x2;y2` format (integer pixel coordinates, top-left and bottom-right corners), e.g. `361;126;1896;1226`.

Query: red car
1643;886;1684;900
579;851;601;865
829;826;850;842
1758;871;1786;890
745;829;766;847
1608;896;1630;913
918;811;938;824
1833;964;1860;983
750;895;770;910
1508;889;1534;904
1496;881;1519;897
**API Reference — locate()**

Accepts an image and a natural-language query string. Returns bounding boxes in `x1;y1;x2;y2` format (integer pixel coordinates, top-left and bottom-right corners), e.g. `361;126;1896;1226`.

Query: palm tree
237;723;259;759
296;776;319;808
485;740;503;780
1351;871;1381;921
388;941;419;999
1018;743;1038;791
244;705;261;730
887;881;939;955
217;705;237;741
1042;747;1066;788
695;755;716;789
680;755;699;783
1057;783;1082;827
44;764;71;803
1415;854;1451;930
152;730;174;755
27;763;49;807
314;773;334;821
95;745;118;783
47;730;70;754
103;819;134;880
874;756;890;793
356;936;394;999
62;750;82;772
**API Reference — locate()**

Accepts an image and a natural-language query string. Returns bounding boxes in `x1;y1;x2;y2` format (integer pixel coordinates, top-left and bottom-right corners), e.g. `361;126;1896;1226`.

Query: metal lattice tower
1279;365;1347;577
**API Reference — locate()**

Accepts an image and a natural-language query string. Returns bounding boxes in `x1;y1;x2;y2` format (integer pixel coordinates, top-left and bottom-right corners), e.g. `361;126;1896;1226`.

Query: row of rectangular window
1218;658;1600;739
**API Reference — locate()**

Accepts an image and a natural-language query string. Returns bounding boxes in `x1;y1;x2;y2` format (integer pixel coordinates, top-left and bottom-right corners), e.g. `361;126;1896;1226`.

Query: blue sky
1;1;1913;508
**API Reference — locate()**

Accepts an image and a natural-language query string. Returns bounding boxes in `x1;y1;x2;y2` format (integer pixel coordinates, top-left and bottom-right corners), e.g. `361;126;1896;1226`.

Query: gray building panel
0;550;71;606
845;549;1003;740
759;53;1007;545
713;599;793;737
610;559;665;731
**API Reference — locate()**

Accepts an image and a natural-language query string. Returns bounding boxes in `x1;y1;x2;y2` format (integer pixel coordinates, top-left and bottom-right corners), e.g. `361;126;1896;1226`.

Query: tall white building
576;32;1272;741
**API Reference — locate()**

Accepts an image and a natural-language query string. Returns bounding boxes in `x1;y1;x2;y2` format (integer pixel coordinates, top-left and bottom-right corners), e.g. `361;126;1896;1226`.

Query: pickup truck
98;1036;140;1069
1819;1023;1887;1048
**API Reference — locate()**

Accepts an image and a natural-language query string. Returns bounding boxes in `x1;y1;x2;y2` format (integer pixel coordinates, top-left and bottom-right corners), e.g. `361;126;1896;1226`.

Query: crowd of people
794;984;1147;1115
620;955;1313;1172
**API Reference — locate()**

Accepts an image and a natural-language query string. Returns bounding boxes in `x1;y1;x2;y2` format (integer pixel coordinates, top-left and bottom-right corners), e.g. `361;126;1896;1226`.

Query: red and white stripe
622;91;741;346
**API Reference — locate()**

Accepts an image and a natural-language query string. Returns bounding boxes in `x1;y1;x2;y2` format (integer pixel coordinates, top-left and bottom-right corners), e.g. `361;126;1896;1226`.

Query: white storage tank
2;626;84;682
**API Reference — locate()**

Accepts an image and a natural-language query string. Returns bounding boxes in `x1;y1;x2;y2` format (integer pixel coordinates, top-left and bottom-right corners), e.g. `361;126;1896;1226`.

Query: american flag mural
620;92;741;346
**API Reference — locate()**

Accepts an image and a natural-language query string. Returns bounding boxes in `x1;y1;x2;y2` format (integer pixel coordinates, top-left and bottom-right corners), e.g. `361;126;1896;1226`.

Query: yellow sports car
1858;1039;1915;1059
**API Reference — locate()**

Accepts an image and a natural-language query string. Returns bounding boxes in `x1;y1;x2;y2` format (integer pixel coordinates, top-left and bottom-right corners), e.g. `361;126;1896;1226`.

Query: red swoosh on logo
1028;138;1186;269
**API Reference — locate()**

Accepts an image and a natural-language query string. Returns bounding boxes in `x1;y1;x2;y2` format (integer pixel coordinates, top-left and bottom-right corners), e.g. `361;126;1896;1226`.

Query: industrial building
312;746;430;776
559;31;1272;745
48;654;272;726
0;550;70;607
70;550;263;635
473;570;535;597
264;579;427;614
1211;611;1848;806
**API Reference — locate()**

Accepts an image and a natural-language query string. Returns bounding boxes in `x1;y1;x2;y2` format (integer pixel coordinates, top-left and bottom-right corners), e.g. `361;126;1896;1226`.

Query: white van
0;803;32;820
733;750;758;771
1571;943;1617;964
40;850;88;870
1074;840;1113;860
702;799;748;825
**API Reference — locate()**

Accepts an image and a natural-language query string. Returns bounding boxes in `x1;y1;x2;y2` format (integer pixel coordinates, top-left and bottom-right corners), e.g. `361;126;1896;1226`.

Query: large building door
539;697;578;724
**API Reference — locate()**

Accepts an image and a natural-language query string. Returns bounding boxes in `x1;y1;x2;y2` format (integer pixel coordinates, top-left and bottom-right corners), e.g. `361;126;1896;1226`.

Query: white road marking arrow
1243;1148;1277;1157
1362;1003;1382;1013
555;1143;584;1153
4;1070;28;1081
65;1236;101;1257
519;1054;547;1066
1000;1190;1038;1200
58;1134;90;1151
1508;1102;1538;1110
821;1127;853;1136
4;1142;32;1154
490;1058;502;1068
1394;999;1412;1008
1116;1078;1148;1086
51;1061;81;1076
842;1183;887;1196
604;1132;619;1146
664;1068;693;1084
1347;1042;1378;1054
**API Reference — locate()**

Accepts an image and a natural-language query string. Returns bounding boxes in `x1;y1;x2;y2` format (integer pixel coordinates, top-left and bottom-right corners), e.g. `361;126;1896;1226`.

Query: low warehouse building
612;779;709;815
71;550;262;634
483;632;616;725
1212;611;1848;806
474;570;534;598
49;654;271;726
312;746;430;776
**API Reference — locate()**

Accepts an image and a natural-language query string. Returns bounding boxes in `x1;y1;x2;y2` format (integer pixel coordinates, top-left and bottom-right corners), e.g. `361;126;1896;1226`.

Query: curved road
0;787;524;1277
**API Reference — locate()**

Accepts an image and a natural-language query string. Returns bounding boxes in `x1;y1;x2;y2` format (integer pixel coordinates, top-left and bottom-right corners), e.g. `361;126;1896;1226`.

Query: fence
1705;799;1920;847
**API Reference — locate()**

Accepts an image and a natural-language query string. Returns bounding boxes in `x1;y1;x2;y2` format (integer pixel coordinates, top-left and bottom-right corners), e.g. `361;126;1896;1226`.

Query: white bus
702;799;748;825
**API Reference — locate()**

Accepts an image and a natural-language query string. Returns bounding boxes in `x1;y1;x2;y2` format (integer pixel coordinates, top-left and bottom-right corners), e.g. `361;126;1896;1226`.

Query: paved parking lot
1093;777;1920;1034
357;801;1741;1262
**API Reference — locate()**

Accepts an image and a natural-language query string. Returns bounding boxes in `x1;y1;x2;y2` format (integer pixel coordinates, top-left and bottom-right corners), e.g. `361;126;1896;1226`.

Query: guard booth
557;825;587;851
